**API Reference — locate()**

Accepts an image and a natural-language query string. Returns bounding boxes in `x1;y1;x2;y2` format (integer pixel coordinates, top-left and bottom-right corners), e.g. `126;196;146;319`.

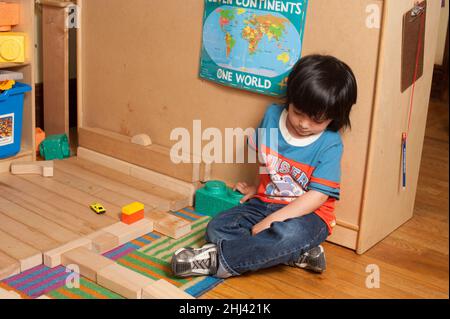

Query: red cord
402;6;426;190
406;10;426;137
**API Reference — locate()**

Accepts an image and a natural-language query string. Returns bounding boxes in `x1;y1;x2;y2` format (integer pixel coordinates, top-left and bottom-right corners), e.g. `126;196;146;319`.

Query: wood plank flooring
0;157;191;280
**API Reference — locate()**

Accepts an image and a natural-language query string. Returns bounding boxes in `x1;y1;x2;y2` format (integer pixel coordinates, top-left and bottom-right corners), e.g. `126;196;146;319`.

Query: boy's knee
205;219;222;244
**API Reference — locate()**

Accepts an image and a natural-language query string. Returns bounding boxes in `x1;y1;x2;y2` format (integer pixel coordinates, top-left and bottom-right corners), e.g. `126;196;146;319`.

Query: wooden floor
0;157;190;280
202;97;449;299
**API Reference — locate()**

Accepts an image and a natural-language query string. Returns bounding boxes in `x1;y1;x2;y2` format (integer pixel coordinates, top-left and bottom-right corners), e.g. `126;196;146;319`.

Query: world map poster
199;0;309;96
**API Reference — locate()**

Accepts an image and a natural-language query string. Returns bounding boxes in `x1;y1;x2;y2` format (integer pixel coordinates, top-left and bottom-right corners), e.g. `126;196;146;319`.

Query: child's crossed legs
172;198;329;278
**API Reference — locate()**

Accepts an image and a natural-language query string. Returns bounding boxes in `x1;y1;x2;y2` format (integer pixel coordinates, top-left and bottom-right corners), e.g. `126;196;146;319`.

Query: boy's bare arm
267;190;329;222
252;190;329;235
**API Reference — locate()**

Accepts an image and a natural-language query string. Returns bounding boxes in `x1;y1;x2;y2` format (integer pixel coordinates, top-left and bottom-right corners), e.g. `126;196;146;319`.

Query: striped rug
1;208;223;299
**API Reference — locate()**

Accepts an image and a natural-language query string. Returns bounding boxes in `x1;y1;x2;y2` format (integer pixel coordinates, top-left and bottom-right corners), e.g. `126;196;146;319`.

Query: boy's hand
251;218;273;236
234;182;257;204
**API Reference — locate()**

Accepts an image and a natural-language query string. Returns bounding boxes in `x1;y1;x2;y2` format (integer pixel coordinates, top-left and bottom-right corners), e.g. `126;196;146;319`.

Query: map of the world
204;7;301;77
199;1;308;96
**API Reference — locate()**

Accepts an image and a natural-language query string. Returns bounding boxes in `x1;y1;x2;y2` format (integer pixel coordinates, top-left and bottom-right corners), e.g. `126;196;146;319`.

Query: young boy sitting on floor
172;54;358;278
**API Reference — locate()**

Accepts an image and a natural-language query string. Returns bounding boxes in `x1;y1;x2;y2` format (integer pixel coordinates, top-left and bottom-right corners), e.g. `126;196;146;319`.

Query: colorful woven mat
1;208;223;299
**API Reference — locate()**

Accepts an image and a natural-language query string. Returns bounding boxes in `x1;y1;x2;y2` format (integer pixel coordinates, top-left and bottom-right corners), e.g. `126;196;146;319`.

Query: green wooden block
195;181;244;217
39;134;70;160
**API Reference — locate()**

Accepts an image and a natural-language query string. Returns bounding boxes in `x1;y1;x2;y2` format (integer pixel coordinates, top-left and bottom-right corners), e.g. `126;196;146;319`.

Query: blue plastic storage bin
0;82;31;159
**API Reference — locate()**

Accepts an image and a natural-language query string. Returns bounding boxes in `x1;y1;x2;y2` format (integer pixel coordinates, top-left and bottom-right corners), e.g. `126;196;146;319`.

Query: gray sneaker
289;245;326;273
171;244;218;277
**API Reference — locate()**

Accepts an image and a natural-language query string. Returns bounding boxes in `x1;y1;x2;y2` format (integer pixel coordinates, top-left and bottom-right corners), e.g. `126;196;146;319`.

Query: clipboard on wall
401;1;427;93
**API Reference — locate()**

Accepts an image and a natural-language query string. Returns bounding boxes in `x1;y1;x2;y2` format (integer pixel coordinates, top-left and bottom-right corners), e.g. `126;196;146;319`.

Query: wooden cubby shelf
0;0;36;173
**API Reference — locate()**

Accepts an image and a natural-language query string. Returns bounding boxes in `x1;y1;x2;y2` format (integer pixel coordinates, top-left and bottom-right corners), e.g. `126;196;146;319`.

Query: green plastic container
195;181;244;217
39;134;70;160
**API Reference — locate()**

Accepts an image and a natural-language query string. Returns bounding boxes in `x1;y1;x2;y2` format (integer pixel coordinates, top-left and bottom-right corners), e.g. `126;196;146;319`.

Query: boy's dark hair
286;54;358;131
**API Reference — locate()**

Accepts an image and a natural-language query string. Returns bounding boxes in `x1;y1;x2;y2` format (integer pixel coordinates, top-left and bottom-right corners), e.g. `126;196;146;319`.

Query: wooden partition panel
42;1;71;136
357;0;442;254
77;0;383;249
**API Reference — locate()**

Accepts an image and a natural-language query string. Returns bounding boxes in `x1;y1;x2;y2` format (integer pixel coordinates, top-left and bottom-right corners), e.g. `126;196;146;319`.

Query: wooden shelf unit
0;0;36;172
0;62;31;69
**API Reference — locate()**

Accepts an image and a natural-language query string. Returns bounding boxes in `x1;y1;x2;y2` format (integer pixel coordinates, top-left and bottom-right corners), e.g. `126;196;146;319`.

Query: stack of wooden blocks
40;217;194;299
1;196;197;299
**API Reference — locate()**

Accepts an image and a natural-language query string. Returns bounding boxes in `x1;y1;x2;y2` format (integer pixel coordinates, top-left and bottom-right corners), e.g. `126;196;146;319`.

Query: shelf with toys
0;0;35;171
0;61;31;69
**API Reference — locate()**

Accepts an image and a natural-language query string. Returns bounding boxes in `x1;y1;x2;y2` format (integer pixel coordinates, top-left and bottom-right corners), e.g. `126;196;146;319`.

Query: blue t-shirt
248;104;343;234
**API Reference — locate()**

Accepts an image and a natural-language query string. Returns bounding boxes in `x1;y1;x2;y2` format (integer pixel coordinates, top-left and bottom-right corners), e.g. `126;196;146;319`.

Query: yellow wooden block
0;33;25;63
122;202;145;215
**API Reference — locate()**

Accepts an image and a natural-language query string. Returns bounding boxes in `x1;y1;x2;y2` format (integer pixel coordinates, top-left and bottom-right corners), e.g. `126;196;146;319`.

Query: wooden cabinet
0;0;35;172
76;0;442;254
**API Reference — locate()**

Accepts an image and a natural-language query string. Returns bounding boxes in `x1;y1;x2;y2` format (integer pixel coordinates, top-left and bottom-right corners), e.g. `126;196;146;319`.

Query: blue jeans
205;198;329;278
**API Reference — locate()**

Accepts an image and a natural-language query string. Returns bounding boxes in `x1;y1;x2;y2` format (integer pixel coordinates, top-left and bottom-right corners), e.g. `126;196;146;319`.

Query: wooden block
0;288;22;299
102;218;153;245
56;158;172;212
78;127;203;183
142;279;195;299
0;252;20;281
0;153;33;174
121;210;144;225
20;254;43;272
61;247;115;281
87;231;119;254
77;147;196;204
0;229;43;272
0;291;22;299
11;161;54;177
77;147;131;175
97;264;154;299
146;211;191;239
8;291;22;299
131;134;152;146
44;238;93;268
85;230;105;240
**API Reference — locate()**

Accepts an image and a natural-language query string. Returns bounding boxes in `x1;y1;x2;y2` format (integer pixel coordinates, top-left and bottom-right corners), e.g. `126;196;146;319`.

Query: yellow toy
90;203;106;215
0;80;15;92
0;33;25;63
